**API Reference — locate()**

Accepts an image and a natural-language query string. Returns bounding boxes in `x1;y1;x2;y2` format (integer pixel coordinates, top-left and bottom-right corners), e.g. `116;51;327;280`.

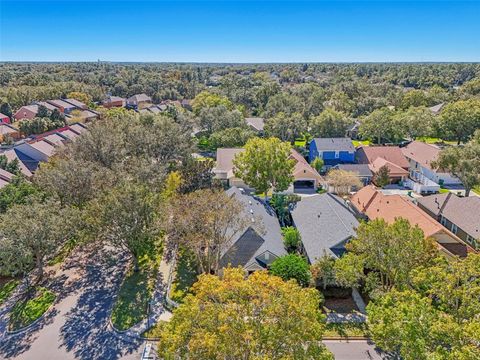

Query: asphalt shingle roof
291;193;359;261
220;187;286;269
312;138;355;152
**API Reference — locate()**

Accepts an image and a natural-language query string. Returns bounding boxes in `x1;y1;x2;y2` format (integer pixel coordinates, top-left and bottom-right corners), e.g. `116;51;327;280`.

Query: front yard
324;322;369;339
111;246;163;331
169;248;198;304
9;287;56;331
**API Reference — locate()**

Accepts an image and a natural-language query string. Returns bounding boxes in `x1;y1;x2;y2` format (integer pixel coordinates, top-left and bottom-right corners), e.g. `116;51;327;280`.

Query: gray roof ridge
325;194;354;236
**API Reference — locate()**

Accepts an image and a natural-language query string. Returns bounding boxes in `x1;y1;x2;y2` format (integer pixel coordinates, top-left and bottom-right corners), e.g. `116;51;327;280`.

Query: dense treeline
1;62;479;113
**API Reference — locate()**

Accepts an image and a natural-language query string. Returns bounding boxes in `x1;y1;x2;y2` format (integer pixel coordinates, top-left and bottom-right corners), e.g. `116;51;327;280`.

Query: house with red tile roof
356;145;409;184
0;112;11;124
350;185;474;259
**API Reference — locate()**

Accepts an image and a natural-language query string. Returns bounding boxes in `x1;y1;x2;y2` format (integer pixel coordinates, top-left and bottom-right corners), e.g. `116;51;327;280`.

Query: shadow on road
0;246;144;360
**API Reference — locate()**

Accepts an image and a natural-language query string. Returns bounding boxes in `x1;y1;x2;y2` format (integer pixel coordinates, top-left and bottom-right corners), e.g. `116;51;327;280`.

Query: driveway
0;246;150;360
323;340;398;360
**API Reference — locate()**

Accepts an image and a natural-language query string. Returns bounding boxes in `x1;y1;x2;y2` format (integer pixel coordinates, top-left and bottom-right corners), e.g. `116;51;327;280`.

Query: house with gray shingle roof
309;138;356;168
219;187;286;272
245;117;264;132
291;193;359;262
333;164;373;185
417;193;480;250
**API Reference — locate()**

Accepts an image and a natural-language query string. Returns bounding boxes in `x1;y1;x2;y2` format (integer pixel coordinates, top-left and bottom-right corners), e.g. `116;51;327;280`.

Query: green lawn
473;186;480;195
352;140;371;147
141;320;167;339
48;239;77;266
0;280;19;305
324;322;369;339
169;248;198;304
417;137;457;145
439;188;450;194
111;247;162;331
9;287;56;331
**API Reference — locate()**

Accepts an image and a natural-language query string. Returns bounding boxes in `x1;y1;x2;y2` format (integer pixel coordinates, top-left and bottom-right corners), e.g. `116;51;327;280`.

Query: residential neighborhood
1;2;480;359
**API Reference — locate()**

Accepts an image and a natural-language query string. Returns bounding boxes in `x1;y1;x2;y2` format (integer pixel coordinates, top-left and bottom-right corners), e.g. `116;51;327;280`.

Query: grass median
9;287;56;331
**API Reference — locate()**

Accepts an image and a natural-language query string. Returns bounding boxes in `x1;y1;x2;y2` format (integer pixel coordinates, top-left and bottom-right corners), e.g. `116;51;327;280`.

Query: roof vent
250;209;254;214
251;217;255;223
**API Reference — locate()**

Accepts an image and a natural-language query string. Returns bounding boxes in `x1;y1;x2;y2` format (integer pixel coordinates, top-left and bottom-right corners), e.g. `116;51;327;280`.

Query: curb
5;296;57;336
322;336;369;341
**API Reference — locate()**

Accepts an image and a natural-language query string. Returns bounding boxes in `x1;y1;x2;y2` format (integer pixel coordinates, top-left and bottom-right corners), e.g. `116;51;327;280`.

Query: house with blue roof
309;137;355;169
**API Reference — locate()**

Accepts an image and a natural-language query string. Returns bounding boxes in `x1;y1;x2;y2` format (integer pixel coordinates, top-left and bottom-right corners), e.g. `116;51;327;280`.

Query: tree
191;91;234;115
440;99;480;144
337;218;437;296
311;156;324;173
209;127;256;149
0;200;77;282
0;102;12;118
311;254;336;290
0;177;42;213
373;165;391;187
0;155;20;175
85;182;163;272
281;226;301;252
270;254;311;287
269;193;300;227
197;105;244;134
367;289;452;360
264;112;307;142
36;104;50;118
326;169;363;195
67;91;92;105
233;137;295;194
158;268;333;360
310;108;353;138
167;189;250;274
395;106;435;140
359;107;403;144
400;89;429;109
432;134;480;196
50;108;65;121
178;156;215;194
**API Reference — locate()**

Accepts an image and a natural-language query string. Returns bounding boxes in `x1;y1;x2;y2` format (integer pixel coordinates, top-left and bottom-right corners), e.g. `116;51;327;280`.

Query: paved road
0;247;148;360
324;340;398;360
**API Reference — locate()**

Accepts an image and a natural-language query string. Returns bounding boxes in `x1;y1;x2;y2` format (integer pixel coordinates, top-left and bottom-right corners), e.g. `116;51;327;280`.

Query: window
451;223;458;234
335;151;340;159
466;235;478;249
440;215;447;226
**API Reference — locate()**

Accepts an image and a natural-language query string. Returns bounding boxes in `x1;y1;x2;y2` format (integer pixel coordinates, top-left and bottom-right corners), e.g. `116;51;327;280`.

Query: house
309;138;355;168
36;101;58;112
66;109;99;122
219;187;286;272
213;148;248;189
291;193;359;262
181;99;192;111
402;141;461;187
245;117;264;133
350;186;473;258
0;148;34;177
213;148;323;192
0;123;21;142
288;149;324;192
126;94;152;110
47;99;77;114
64;98;88;110
0;112;11;124
346;121;360;139
68;122;88;134
103;96;126;108
429;103;444;115
356;146;409;184
333;164;373;185
418;193;480;250
14;105;39;120
0;168;15;189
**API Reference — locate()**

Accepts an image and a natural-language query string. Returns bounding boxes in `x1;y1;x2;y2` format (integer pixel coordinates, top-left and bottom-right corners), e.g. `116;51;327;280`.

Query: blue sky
1;1;479;62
